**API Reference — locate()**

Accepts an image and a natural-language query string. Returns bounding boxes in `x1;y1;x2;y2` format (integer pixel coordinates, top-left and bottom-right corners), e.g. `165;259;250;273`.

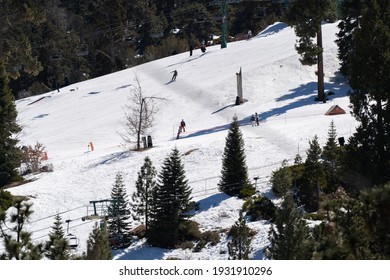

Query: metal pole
221;0;227;48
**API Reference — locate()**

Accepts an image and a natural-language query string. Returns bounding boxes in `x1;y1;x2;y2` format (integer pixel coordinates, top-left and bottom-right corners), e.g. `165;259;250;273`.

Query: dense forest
0;0;290;99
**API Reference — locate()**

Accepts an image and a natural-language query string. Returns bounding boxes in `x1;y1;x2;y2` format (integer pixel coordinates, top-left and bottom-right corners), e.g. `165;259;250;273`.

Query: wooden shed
325;105;346;116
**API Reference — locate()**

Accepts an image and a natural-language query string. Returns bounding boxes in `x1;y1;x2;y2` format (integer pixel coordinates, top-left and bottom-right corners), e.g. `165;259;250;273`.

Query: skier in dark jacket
171;70;178;81
180;119;186;132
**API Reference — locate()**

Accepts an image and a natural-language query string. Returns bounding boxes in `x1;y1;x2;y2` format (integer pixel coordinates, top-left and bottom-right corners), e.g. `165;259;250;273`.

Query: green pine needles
107;173;132;248
0;60;22;187
147;148;193;248
219;115;254;198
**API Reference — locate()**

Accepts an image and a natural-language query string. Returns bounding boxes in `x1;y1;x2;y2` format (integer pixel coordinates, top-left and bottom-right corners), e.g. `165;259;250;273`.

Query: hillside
4;21;357;260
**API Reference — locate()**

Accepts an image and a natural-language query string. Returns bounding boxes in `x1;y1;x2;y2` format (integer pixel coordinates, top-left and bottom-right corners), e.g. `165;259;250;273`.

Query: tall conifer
322;121;342;191
266;194;313;259
286;0;336;101
300;135;326;212
44;214;71;260
147;148;192;248
347;0;390;184
219;115;253;197
107;173;132;248
131;156;157;233
0;60;22;187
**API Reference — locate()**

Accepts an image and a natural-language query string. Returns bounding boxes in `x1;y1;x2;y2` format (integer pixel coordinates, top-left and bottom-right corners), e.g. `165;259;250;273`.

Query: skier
189;44;194;56
255;112;259;126
171;70;178;81
180;119;186;132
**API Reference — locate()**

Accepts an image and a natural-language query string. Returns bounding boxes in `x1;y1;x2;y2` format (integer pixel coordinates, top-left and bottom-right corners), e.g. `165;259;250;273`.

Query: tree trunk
137;98;144;150
317;24;325;101
376;98;386;180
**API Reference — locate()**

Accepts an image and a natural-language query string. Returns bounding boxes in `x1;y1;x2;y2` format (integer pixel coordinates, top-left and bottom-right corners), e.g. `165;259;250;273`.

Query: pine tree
44;214;71;260
131;156;157;233
265;194;313;260
335;0;366;76
107;173;132;248
0;200;44;260
0;190;14;212
347;0;390;184
147;148;192;248
313;197;374;260
85;223;112;260
270;160;293;197
227;211;252;260
299;135;326;212
360;183;390;258
0;60;22;187
219;115;253;197
322;121;342;192
0;2;44;80
286;0;336;101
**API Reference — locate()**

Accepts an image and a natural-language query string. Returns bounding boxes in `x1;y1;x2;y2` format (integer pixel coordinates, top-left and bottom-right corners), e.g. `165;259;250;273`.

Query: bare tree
120;74;167;150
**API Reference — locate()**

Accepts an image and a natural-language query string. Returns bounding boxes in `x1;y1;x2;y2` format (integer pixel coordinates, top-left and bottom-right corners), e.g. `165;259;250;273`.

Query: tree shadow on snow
257;22;288;38
114;243;169;260
211;103;235;114
193;193;231;214
165;51;210;68
115;84;131;91
87;151;132;169
180;117;251;140
259;79;350;121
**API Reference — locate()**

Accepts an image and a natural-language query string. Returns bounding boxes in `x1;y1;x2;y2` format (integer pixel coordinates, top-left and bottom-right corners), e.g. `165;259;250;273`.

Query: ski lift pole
221;1;228;48
210;0;241;49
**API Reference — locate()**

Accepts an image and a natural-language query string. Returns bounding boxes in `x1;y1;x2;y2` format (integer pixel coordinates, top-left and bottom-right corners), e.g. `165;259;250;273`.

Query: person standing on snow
251;114;256;127
180;119;186;132
255;112;259;126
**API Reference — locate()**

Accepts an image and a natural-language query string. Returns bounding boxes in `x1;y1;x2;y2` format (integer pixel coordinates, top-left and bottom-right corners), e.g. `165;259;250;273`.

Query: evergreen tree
270;160;293;197
299;135;326;212
322;120;342;192
227;211;252;260
0;190;14;212
219;115;253;197
334;199;373;259
335;0;366;76
0;1;45;81
107;173;132;248
286;0;336;101
0;60;22;187
85;223;112;260
173;2;216;46
131;156;157;233
265;194;313;260
346;0;390;184
147;148;192;248
0;200;44;260
44;214;71;260
360;183;390;258
313;197;374;260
